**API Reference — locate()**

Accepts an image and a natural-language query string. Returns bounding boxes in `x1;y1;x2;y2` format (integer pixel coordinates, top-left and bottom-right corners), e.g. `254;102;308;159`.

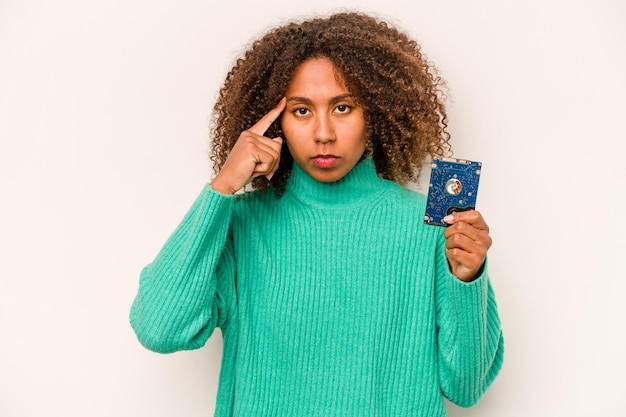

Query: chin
309;170;347;183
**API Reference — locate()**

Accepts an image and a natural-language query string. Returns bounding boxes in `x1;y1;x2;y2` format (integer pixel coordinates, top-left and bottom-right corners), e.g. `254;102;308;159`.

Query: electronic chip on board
424;156;482;227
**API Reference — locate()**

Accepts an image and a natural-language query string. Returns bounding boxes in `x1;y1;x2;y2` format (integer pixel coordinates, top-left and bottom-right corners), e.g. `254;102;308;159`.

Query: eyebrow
286;93;355;105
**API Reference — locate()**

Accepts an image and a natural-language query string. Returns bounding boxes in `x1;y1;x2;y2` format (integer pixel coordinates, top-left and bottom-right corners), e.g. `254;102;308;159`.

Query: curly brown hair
209;11;451;195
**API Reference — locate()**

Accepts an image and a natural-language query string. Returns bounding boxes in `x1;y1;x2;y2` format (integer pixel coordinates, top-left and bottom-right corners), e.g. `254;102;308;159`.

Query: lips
312;154;339;168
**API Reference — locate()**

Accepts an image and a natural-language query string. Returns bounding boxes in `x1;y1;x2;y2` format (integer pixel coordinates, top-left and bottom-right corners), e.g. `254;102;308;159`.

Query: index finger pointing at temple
248;97;287;136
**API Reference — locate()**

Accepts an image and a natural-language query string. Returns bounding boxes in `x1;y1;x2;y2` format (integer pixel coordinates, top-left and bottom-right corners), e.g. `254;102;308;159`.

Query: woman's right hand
211;98;286;194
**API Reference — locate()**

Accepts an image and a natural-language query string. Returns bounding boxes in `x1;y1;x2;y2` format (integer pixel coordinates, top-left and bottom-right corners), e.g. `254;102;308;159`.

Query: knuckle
238;132;255;144
446;247;460;259
449;234;461;245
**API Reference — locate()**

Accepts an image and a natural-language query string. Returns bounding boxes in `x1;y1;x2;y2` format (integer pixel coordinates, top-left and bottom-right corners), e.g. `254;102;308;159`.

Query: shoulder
379;180;427;211
232;187;281;214
377;180;444;238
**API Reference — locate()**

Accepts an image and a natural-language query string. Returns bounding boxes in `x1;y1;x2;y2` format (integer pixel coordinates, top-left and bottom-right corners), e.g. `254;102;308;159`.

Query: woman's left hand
442;210;492;282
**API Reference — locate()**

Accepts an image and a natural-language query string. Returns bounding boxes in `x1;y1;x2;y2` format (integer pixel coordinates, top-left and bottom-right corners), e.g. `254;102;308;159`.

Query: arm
435;213;504;407
130;99;284;353
129;185;236;353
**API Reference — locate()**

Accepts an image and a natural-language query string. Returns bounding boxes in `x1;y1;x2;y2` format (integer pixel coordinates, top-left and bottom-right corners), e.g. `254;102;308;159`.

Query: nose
314;113;335;143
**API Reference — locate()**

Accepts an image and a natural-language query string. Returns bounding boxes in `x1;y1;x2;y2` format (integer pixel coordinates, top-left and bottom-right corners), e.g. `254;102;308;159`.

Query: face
280;57;367;183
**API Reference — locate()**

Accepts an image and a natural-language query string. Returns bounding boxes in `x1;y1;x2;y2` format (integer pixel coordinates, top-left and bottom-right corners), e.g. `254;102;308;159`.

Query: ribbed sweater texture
130;158;504;417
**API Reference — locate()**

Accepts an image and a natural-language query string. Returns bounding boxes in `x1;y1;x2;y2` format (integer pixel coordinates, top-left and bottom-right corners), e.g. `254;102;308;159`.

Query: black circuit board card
424;156;482;227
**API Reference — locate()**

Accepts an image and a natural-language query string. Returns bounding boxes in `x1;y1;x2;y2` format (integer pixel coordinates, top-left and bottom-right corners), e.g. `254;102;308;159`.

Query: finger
248;97;287;136
446;247;477;267
445;232;475;251
445;236;487;272
443;219;484;241
246;134;283;157
445;232;490;258
250;147;280;174
443;210;489;231
446;248;485;282
445;227;492;255
249;139;283;177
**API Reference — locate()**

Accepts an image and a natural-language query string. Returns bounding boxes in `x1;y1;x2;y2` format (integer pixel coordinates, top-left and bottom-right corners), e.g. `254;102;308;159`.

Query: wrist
210;175;237;195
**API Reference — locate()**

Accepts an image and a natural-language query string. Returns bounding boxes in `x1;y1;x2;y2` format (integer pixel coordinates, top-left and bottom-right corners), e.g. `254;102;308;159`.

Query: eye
335;104;351;114
294;107;310;116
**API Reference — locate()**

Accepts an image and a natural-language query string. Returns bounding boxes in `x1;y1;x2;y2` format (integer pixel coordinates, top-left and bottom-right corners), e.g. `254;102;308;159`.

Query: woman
130;11;503;416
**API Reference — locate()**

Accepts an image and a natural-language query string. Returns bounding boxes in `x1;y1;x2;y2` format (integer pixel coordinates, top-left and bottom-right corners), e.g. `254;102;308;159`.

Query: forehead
286;57;348;97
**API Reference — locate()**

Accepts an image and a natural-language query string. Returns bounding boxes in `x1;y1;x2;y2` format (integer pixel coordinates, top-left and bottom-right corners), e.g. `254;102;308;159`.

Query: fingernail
443;215;453;223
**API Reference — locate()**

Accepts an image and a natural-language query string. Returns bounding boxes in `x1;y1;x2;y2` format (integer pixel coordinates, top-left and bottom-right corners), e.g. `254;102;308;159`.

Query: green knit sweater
130;158;503;416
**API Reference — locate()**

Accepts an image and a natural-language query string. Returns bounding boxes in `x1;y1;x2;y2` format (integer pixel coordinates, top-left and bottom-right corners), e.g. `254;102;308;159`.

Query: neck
285;158;389;209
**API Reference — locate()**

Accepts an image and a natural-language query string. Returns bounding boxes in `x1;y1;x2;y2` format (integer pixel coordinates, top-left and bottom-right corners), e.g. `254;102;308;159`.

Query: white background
1;0;624;416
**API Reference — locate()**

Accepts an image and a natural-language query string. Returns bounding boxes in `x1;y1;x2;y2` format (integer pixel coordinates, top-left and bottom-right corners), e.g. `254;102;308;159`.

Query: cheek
351;121;367;150
280;123;301;156
280;118;296;142
281;119;308;151
355;138;367;157
350;112;367;142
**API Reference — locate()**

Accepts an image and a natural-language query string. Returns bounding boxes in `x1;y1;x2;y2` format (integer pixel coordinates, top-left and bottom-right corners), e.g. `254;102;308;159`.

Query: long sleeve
130;159;504;416
434;231;504;407
130;184;237;354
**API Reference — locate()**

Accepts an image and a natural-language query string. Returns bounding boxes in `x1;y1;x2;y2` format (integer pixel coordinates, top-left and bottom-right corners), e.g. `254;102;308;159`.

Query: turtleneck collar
284;158;390;209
